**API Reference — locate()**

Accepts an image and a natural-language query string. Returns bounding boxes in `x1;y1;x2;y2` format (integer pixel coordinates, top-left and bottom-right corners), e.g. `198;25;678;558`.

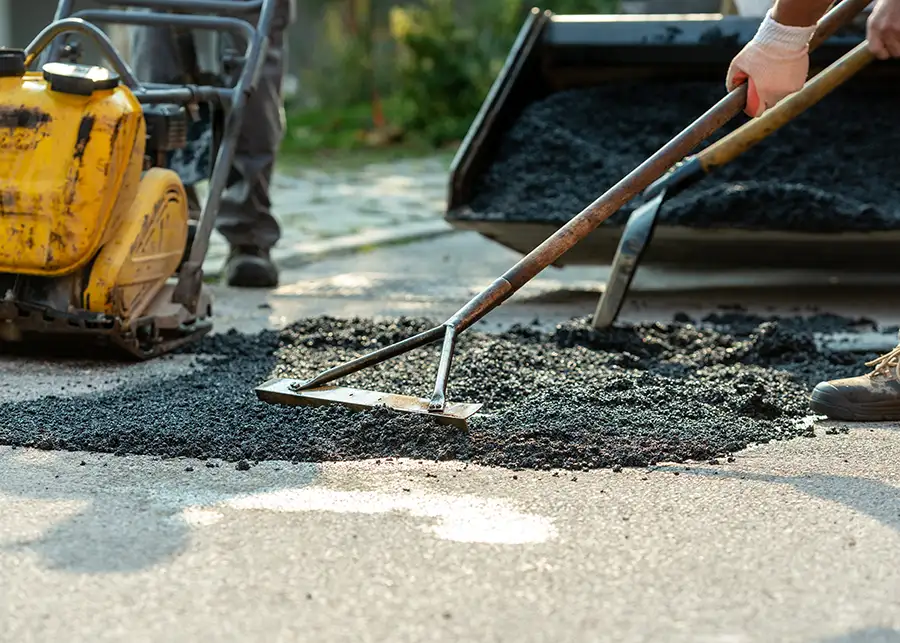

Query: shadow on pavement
0;448;320;574
669;465;900;534
817;627;900;642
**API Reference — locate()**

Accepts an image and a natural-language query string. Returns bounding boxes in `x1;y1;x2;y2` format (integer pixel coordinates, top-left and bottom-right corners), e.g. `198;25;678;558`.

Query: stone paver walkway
201;155;453;276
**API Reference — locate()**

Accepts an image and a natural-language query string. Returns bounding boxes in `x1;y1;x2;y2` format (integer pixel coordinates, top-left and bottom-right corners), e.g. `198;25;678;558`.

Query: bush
389;0;620;146
288;0;622;151
389;0;525;145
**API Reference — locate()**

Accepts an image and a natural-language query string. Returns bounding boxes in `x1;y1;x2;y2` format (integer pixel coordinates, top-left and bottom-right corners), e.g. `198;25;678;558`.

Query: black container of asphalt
455;77;900;232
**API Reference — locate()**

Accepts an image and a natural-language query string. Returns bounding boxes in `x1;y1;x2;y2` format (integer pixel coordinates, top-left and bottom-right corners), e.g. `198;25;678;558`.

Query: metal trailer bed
444;10;900;326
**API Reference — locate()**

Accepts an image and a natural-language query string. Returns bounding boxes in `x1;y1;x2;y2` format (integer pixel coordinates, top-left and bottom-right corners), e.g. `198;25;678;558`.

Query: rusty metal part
27;0;278;317
288;326;447;392
257;0;869;421
1;0;278;360
0;283;212;360
255;381;483;430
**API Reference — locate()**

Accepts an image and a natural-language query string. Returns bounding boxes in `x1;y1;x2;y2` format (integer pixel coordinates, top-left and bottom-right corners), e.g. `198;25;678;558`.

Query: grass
277;101;460;171
278;144;453;171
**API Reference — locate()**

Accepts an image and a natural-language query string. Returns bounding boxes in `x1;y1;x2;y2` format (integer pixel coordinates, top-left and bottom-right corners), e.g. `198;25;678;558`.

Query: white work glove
726;10;817;117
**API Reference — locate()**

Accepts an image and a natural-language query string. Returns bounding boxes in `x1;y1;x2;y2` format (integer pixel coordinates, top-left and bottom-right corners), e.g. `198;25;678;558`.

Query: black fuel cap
0;49;26;78
42;62;119;96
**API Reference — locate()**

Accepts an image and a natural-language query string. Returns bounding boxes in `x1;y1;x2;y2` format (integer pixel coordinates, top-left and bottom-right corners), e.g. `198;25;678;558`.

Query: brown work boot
810;344;900;421
224;245;279;289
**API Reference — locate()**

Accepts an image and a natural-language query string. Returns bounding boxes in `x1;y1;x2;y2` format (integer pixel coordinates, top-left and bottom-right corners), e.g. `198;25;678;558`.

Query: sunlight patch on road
180;507;225;527
184;486;556;545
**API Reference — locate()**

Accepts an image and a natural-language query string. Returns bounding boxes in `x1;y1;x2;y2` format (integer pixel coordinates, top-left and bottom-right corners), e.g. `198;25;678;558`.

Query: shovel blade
255;379;483;429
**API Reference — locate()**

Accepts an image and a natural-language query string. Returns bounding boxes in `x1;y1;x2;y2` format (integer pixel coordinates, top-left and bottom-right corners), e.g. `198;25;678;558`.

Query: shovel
592;39;875;329
255;0;873;428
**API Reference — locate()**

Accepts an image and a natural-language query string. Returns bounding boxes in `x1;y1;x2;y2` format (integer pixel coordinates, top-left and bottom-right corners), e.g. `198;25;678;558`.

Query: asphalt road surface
3;231;900;643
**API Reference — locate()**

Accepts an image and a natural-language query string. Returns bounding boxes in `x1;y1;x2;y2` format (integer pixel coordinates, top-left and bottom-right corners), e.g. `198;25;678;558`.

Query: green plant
389;0;525;145
304;0;383;113
290;0;622;152
389;0;619;146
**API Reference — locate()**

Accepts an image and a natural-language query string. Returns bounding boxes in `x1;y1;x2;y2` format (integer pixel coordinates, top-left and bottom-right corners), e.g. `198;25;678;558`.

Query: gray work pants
129;0;295;251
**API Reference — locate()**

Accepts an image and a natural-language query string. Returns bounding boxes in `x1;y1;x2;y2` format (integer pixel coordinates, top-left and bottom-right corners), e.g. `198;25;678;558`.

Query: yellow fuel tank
0;62;145;277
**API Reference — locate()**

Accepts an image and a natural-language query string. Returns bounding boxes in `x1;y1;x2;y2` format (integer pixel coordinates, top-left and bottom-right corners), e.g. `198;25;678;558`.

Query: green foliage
287;0;622;151
388;0;621;145
283;97;409;152
389;0;525;145
285;102;375;151
301;0;386;109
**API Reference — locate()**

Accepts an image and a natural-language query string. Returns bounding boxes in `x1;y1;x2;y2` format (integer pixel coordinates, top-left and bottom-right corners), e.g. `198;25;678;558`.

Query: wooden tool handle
448;0;873;333
698;41;875;171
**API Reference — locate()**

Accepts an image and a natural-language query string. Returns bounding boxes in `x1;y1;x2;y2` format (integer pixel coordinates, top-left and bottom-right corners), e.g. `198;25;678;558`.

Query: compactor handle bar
92;0;264;12
24;4;274;105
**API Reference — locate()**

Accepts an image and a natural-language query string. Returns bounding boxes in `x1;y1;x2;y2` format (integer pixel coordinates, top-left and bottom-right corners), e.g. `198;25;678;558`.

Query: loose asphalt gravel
0;313;885;470
456;77;900;231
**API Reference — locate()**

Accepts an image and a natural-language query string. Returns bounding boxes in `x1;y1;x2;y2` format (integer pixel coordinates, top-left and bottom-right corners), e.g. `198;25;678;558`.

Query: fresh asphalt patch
0;313;883;470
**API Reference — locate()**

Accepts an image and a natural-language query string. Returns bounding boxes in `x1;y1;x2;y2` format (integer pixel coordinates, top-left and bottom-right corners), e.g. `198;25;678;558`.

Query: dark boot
224;245;278;288
178;186;202;272
810;346;900;421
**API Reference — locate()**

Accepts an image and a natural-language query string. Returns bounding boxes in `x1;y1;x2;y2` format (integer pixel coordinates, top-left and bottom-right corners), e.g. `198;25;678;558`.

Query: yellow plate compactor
0;0;277;358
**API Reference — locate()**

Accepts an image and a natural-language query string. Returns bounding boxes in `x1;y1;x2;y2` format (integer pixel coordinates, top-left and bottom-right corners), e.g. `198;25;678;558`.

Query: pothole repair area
0;313;886;470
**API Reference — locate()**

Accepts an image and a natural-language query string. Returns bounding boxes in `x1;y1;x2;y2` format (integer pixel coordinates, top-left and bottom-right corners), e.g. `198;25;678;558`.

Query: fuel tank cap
0;49;26;77
42;62;119;96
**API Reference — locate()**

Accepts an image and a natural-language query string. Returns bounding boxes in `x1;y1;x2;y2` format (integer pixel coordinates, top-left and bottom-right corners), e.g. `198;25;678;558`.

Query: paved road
203;156;452;276
4;230;900;642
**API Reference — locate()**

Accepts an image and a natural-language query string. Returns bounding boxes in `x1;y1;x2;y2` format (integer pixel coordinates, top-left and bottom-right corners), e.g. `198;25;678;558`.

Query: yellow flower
389;7;412;40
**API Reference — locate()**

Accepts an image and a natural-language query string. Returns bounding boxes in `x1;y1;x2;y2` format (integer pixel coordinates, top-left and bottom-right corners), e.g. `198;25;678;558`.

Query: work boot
224;246;279;289
177;188;202;272
810;344;900;421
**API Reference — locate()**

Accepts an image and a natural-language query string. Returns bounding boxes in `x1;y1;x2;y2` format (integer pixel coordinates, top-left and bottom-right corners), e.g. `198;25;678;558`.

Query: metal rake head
255;323;482;429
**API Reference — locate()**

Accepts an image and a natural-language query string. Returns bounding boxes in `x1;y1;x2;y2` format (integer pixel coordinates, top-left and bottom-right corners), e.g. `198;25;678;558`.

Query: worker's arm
868;0;900;59
770;0;834;27
727;0;900;117
772;0;900;56
725;1;828;118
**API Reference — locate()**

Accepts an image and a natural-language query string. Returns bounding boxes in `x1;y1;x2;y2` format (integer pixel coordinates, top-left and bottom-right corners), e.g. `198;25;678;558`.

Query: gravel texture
0;313;884;470
456;77;900;232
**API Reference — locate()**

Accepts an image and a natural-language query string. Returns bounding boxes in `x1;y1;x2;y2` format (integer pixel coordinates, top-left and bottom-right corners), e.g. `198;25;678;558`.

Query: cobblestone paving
203;154;454;274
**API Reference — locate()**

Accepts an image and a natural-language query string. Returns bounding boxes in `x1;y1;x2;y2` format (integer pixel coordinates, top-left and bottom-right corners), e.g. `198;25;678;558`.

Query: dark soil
0;313;881;470
456;77;900;232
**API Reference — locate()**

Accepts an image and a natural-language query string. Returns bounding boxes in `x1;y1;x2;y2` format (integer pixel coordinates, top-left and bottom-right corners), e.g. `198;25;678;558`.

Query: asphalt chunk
456;77;900;232
0;314;881;470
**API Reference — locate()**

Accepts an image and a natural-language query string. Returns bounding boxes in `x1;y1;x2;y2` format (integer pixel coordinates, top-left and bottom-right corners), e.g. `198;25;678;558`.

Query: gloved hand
725;10;818;117
868;0;900;59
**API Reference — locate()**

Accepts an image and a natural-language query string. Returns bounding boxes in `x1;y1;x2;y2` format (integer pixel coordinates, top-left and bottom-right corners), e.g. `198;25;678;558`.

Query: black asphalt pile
0;313;880;470
457;77;900;232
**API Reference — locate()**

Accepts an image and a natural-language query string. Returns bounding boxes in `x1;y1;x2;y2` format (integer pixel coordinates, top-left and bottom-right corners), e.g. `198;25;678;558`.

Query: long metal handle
71;9;256;46
24;18;142;87
93;0;264;12
698;41;874;171
25;18;234;105
444;0;871;334
172;0;279;311
43;0;263;64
